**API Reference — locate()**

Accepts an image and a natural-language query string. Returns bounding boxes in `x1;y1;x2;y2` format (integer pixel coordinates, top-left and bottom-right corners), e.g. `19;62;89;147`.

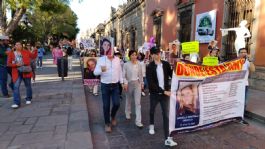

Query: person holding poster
94;37;123;133
146;47;177;147
123;50;144;128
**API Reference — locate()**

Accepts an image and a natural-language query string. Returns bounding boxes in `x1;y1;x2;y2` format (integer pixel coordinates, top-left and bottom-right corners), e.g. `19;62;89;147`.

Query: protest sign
203;56;219;66
181;41;199;54
80;38;95;49
83;57;100;86
169;58;246;134
99;37;114;56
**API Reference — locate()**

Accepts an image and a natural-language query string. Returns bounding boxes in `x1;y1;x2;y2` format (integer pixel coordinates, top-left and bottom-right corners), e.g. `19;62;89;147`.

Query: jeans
149;93;169;139
6;66;14;90
37;57;43;67
13;74;32;105
0;66;8;96
101;82;120;125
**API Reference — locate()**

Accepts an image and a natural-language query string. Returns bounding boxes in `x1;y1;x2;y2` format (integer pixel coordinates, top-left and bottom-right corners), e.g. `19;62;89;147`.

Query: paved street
85;84;265;149
0;55;93;149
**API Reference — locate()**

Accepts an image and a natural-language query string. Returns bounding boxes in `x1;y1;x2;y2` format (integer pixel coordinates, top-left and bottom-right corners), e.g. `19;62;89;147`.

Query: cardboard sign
203;56;219;66
181;41;199;54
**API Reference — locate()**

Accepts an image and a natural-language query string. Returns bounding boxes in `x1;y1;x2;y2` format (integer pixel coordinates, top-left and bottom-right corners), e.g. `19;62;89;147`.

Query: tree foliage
1;0;79;42
7;0;79;44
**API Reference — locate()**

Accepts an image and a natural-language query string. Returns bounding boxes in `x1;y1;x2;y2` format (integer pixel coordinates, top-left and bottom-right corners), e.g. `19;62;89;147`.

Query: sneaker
93;93;98;96
125;114;131;120
136;122;144;128
141;92;146;96
149;125;155;135
26;101;31;105
105;125;112;133
11;104;19;109
111;118;117;126
165;137;178;146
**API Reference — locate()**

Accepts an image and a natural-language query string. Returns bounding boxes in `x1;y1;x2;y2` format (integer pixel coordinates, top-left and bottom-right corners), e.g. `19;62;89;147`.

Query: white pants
125;80;142;124
68;56;73;70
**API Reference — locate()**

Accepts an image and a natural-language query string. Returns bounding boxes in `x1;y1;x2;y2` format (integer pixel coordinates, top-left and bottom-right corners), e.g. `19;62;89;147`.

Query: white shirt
94;56;123;84
156;63;164;90
242;59;250;86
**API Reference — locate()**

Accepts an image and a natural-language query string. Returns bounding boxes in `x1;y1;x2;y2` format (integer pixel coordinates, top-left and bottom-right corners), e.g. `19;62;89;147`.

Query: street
85;85;265;149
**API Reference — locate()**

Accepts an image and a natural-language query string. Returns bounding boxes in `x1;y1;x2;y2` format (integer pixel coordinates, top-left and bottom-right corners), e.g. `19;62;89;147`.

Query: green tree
0;0;75;36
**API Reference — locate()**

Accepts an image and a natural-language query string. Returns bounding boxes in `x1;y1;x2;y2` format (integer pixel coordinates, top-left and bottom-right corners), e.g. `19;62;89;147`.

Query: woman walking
123;50;144;128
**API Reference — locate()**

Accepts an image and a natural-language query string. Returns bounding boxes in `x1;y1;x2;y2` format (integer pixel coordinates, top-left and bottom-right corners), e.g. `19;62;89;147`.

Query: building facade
94;0;265;90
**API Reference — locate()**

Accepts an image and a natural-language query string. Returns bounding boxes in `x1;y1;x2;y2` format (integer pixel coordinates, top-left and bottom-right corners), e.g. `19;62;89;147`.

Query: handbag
18;65;32;73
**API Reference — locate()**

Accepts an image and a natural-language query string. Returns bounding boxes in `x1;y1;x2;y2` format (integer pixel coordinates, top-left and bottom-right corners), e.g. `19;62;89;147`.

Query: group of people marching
81;37;256;147
0;35;76;109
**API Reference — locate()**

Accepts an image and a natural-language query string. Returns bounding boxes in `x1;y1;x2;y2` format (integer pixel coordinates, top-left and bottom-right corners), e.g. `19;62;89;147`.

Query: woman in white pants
122;50;144;128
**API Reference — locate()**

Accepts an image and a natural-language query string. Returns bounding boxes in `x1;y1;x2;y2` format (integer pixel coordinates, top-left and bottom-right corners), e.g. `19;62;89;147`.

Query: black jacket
146;60;172;94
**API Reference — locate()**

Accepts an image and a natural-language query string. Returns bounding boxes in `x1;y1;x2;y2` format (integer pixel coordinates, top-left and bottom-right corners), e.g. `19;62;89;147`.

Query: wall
145;0;178;50
254;0;265;66
193;0;225;57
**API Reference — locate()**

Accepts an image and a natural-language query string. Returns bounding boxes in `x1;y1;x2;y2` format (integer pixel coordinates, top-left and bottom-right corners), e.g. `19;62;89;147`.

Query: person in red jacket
7;42;37;109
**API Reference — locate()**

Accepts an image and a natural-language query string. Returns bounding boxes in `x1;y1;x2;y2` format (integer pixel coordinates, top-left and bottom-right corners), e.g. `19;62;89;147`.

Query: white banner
169;58;247;134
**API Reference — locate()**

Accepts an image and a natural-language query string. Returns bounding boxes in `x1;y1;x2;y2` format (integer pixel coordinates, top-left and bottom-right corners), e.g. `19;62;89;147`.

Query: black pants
149;93;169;139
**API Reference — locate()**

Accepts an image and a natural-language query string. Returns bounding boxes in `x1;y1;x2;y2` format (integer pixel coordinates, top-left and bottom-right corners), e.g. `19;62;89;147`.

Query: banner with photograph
99;37;114;56
195;10;217;43
169;58;247;134
83;57;100;86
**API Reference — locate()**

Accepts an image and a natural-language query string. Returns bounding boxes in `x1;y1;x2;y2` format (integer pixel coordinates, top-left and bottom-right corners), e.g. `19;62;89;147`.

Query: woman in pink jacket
52;45;63;65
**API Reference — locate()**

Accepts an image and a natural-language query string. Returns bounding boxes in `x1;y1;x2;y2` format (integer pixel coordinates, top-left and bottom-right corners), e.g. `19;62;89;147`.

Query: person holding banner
146;47;177;147
238;48;255;123
123;50;144;128
94;37;123;133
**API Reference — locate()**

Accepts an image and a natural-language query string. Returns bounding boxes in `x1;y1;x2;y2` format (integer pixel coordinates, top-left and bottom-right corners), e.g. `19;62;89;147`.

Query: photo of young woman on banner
175;81;201;128
99;37;114;56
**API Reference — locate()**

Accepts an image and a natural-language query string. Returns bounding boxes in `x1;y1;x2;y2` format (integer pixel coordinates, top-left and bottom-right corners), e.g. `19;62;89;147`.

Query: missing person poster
83;57;100;86
99;37;114;56
169;58;247;134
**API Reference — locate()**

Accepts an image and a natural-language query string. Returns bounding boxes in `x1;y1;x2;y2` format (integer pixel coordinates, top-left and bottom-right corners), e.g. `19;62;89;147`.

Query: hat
150;46;160;55
0;35;9;40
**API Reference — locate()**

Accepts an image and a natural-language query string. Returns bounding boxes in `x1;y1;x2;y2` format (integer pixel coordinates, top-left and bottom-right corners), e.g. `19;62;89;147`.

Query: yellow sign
203;56;219;66
181;41;199;54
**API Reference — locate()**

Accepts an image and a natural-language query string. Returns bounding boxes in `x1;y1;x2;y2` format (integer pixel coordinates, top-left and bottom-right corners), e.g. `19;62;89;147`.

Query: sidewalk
0;55;93;149
246;89;265;123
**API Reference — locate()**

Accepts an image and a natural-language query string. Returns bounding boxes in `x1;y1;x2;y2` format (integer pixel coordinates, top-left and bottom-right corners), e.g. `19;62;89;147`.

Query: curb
245;111;265;124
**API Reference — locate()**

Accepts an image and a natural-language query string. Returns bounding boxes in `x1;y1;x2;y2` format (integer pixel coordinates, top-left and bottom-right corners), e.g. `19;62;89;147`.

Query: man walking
146;46;177;147
0;35;11;98
94;48;123;133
